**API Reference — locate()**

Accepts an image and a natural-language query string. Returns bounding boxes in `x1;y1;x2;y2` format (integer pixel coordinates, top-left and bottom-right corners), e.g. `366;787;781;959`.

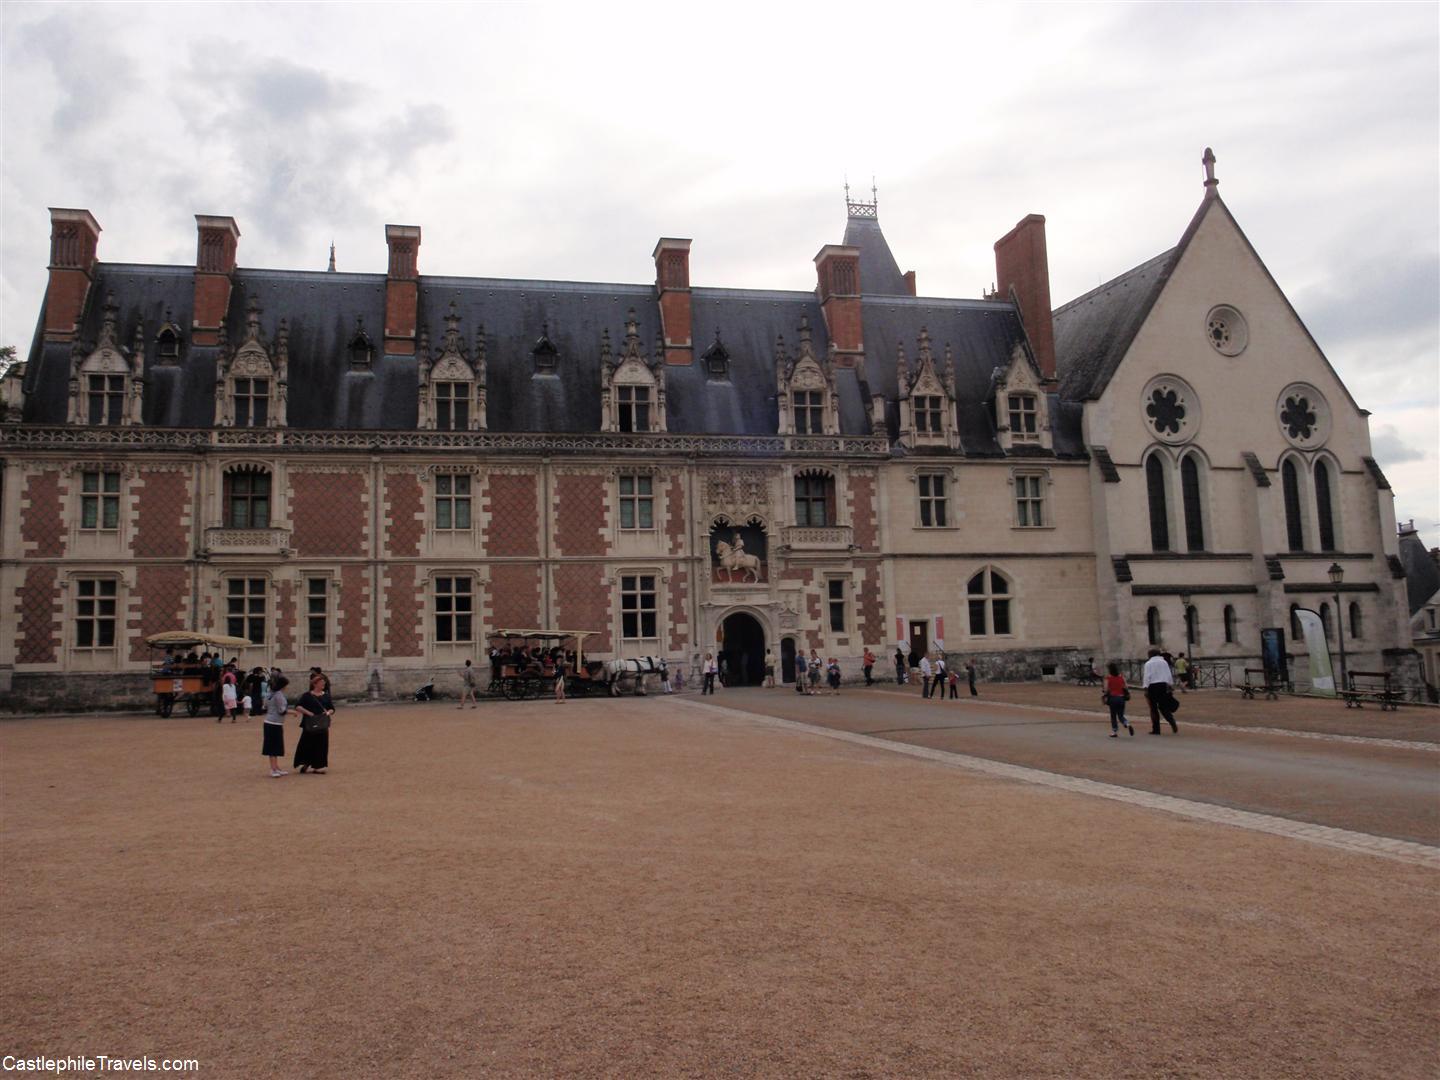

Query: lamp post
1180;590;1193;690
1328;562;1348;694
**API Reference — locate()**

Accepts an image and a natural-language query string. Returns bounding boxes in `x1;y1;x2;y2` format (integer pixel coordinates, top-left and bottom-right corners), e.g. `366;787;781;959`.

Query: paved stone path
677;698;1440;869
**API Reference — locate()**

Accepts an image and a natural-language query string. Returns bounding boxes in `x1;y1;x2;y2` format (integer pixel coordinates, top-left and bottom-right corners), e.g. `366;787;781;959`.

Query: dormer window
88;375;125;425
156;326;181;364
434;382;470;431
775;316;838;437
600;309;666;434
68;293;142;427
347;319;375;370
914;395;943;437
617;385;650;433
215;296;287;428
702;334;730;380
895;329;959;450
416;301;485;431
1008;394;1039;442
234;378;269;427
533;327;558;375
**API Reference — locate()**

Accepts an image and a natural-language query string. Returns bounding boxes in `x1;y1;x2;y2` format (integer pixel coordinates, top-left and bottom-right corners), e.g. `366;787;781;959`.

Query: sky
2;1;1436;534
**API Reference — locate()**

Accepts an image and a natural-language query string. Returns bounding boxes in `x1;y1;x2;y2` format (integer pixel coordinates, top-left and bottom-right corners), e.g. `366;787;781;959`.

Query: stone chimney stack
814;243;863;366
192;215;240;346
43;208;102;342
993;214;1056;382
384;224;422;355
653;237;693;365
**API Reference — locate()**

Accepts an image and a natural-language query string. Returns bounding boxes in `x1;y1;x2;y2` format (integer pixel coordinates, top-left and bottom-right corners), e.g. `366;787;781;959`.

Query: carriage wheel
502;677;526;701
526;677;545;699
186;697;203;717
157;695;174;718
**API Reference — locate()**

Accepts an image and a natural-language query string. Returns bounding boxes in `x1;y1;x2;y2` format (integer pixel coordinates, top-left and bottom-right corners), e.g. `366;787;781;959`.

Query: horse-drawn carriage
145;630;253;717
488;628;668;699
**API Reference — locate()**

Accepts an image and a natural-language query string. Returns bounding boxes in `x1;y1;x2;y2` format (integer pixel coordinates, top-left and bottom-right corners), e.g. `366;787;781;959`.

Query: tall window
794;473;834;527
793;391;824;435
434;474;472;530
1147;606;1161;646
233;378;269;427
1185;605;1200;647
1282;459;1304;552
1315;460;1336;552
918;474;947;528
224;470;271;529
914;395;943;436
1224;605;1237;644
1015;473;1045;527
306;577;329;646
617;386;651;433
1146;455;1170;551
87;375;125;425
1007;394;1038;442
1289;604;1302;641
434;576;473;643
828;579;847;633
80;470;120;531
619;475;653;529
434;382;469;431
620;574;657;640
967;568;1012;636
227;578;267;644
1349;602;1362;640
1181;455;1205;552
74;578;117;648
1319;602;1332;640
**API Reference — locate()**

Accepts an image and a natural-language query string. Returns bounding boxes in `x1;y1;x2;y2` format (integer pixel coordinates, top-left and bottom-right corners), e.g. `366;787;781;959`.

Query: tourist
309;666;332;695
1175;652;1191;693
702;652;718;695
932;654;947;704
894;647;906;685
966;659;978;697
262;674;290;778
293;672;333;773
947;666;960;699
919;652;933;698
862;647;875;686
220;664;239;723
1143;648;1179;734
459;659;479;709
795;650;808;694
807;649;822;695
1104;662;1134;737
826;657;841;694
764;649;776;688
554;651;567;704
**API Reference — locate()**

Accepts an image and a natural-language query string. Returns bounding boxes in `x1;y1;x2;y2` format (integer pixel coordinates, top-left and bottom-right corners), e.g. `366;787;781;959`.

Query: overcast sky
2;1;1436;533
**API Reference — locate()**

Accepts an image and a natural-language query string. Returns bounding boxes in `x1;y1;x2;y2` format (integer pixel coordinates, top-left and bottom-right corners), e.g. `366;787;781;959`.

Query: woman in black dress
292;672;334;774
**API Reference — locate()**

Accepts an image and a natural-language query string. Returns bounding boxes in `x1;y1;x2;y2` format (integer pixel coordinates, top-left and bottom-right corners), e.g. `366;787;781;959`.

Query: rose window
1146;388;1186;436
1280;395;1317;441
1205;305;1248;356
1140;376;1199;445
1276;383;1330;448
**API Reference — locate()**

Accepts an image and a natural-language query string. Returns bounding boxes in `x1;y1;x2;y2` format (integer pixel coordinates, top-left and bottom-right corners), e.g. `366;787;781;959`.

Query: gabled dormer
992;341;1052;453
601;308;666;433
894;327;958;450
68;294;143;426
775;315;838;436
154;309;184;366
346;317;375;371
417;300;485;431
215;295;287;428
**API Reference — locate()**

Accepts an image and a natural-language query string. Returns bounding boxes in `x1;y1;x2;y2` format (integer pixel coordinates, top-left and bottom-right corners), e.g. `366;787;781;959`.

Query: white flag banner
933;614;945;651
1294;607;1336;695
895;614;908;649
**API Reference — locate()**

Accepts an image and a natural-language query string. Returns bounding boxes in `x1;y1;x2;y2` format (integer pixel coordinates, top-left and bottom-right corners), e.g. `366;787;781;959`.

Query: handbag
1100;692;1111;706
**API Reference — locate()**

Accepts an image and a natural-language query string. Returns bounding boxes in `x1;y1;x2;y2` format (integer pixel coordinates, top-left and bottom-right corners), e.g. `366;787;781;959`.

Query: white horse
606;656;668;696
715;539;762;583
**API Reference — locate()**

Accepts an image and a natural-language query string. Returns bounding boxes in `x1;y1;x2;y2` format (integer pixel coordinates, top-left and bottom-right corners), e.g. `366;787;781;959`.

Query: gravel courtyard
2;695;1436;1078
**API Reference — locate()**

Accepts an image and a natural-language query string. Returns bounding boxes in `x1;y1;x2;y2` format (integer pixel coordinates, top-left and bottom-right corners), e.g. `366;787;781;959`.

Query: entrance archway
720;611;766;687
780;637;797;684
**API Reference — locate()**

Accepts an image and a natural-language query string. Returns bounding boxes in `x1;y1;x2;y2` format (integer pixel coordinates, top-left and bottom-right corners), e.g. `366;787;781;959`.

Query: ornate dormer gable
776;315;839;436
154;308;184;366
214;295;287;428
68;293;143;426
346;317;375;370
992;340;1052;452
894;327;959;450
701;330;730;380
417;300;484;431
600;308;666;433
532;323;559;376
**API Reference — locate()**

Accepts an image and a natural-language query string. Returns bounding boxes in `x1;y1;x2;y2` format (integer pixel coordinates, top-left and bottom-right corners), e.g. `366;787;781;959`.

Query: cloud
1372;423;1430;466
14;9;138;137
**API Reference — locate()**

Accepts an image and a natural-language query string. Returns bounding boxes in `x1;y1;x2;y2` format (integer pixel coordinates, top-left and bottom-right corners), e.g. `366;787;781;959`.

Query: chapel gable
601;308;666;433
417;300;486;431
775;315;839;436
895;327;959;450
67;294;144;426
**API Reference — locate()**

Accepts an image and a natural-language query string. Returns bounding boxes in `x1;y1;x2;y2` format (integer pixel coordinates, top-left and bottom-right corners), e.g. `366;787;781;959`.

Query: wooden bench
1239;667;1281;700
1067;663;1102;686
1341;670;1403;711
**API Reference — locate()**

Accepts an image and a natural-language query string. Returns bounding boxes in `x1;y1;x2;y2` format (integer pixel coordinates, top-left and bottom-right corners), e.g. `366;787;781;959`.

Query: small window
1015;474;1045;527
234;378;270;428
793;390;824;435
226;577;267;644
828;579;847;634
80;470;121;531
619;475;653;530
967;568;1012;636
918;474;947;528
224;470;271;529
621;574;658;640
617;385;651;433
1007;394;1038;442
914;395;943;436
533;330;558;374
434;576;474;643
156;327;181;363
347;323;374;369
703;337;729;379
1223;604;1237;644
87;374;125;426
434;473;472;531
794;473;834;527
74;578;117;648
306;577;329;646
434;383;470;432
1348;602;1362;640
1147;606;1162;646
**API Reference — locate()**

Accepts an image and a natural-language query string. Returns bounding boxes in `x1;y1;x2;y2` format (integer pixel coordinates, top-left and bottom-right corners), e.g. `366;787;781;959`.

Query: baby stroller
414;679;435;702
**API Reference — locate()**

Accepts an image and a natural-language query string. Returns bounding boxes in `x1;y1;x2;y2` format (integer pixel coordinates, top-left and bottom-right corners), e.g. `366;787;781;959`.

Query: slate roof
843;214;909;296
1053;248;1176;401
1398;525;1440;617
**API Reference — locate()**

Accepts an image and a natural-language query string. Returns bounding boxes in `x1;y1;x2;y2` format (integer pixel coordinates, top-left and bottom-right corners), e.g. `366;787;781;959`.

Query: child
948;667;960;699
826;658;841;694
240;693;253;716
1105;661;1134;737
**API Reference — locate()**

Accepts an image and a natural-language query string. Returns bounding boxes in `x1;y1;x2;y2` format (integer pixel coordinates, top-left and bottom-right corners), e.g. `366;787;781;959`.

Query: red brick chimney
903;270;917;297
43;208;101;342
653;237;693;365
192;215;240;346
814;244;862;366
384;224;421;355
993;214;1056;382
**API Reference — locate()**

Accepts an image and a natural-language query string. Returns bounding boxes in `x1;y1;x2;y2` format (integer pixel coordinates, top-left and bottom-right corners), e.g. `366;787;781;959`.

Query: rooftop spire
1202;147;1218;196
327;240;336;272
846;176;878;221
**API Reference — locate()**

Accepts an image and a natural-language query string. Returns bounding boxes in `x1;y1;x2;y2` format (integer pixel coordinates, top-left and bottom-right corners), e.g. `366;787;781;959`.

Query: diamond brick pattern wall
21;471;65;557
489;563;541;630
337;564;369;659
484;474;539;558
292;471;368;557
552;562;611;653
555;473;607;557
857;562;884;648
276;579;296;659
665;476;686;555
128;566;188;661
16;565;60;664
384;565;422;657
384;472;424;558
668;567;689;653
848;472;878;552
133;469;190;559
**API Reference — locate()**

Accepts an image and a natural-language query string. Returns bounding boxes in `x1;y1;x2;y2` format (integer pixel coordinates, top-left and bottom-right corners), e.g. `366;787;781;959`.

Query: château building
0;152;1420;706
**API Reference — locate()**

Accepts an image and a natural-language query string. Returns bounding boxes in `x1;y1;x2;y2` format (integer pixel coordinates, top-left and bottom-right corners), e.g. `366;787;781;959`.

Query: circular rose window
1141;375;1200;445
1206;305;1248;356
1276;383;1330;449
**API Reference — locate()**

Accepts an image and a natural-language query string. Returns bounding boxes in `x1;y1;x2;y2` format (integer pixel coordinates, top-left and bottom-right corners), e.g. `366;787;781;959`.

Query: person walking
262;674;290;778
795;651;808;694
932;655;947;705
1175;653;1191;693
1104;662;1134;737
966;659;978;697
293;672;333;773
554;651;567;703
220;664;240;723
459;659;479;709
893;647;906;685
764;649;776;688
807;649;822;695
919;652;933;699
702;652;718;695
863;648;875;687
1143;647;1179;734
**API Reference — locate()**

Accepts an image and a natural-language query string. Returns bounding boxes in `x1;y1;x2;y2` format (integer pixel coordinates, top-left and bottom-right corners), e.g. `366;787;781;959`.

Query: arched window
1289;604;1302;642
1181;454;1205;551
156;325;181;364
967;568;1012;636
1314;459;1336;552
1147;606;1161;646
1145;455;1170;552
793;471;836;527
1348;602;1362;640
1223;605;1237;644
1282;458;1305;551
1319;602;1332;640
223;466;271;529
1185;605;1200;648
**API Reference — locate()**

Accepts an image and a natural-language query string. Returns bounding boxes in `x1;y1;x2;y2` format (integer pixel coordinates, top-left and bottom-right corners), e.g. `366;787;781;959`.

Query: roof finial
871;176;877;205
327;240;336;272
846;175;878;221
1202;147;1218;194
